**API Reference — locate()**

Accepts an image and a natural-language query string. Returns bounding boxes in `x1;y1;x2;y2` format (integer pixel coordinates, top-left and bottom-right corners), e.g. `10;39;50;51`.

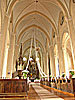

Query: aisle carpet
31;83;64;100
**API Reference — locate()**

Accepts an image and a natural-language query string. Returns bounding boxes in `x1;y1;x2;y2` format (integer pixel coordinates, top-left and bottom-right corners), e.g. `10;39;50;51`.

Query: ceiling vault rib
17;24;50;44
39;1;57;28
22;38;45;53
14;1;35;24
19;29;45;46
14;11;57;34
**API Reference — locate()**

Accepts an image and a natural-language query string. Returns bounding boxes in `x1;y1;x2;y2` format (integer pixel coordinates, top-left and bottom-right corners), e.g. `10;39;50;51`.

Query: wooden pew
0;79;28;98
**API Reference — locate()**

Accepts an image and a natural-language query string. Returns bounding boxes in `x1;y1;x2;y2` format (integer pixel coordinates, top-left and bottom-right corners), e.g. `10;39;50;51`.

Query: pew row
40;77;74;94
0;79;28;98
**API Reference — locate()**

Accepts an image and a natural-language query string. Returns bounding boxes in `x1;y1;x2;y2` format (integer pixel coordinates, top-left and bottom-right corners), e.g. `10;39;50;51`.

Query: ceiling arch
23;38;44;50
19;29;45;47
23;46;41;59
16;12;51;37
14;11;57;33
22;38;45;54
17;24;50;44
56;0;71;18
6;0;72;58
7;0;71;20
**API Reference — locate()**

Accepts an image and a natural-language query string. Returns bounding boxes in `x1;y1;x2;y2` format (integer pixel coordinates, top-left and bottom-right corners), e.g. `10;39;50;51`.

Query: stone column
67;17;75;69
40;52;43;71
46;52;49;76
56;36;65;76
49;45;56;77
13;44;19;72
63;48;69;78
43;52;47;74
54;54;59;78
2;44;9;78
44;52;47;74
6;34;15;78
0;13;9;77
42;53;45;72
45;39;49;76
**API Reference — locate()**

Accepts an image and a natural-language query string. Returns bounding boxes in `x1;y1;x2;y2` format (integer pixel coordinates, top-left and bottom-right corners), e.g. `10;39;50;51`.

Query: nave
29;83;63;100
0;82;73;100
28;83;75;100
0;81;75;100
1;0;75;100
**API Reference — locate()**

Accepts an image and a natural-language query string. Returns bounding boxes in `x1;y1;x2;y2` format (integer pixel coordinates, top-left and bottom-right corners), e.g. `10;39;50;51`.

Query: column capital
62;47;66;51
15;44;19;48
46;52;48;56
7;43;10;49
4;13;9;19
54;54;57;58
10;33;15;38
49;45;53;49
56;35;60;39
67;16;72;21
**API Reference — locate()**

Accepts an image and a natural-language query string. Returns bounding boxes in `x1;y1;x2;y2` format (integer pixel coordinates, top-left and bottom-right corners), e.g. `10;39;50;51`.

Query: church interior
0;0;75;100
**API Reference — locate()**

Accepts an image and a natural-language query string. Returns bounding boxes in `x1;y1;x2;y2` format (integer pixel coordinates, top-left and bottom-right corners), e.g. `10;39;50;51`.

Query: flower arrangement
23;72;27;78
49;75;52;78
22;70;29;79
69;71;74;78
35;78;40;80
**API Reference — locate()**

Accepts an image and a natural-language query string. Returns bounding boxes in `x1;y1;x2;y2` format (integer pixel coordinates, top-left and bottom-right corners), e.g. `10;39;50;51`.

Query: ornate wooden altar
27;62;39;80
0;79;27;93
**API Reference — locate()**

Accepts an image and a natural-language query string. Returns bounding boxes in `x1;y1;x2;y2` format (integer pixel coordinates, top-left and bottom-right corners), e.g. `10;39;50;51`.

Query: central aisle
31;83;64;100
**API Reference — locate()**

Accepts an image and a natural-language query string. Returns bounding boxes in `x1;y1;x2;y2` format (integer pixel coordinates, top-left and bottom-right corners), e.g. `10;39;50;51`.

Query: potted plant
22;70;29;79
69;71;74;79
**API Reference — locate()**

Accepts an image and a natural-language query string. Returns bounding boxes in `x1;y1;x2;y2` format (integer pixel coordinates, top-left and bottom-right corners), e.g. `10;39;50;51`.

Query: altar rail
0;79;28;93
40;78;73;94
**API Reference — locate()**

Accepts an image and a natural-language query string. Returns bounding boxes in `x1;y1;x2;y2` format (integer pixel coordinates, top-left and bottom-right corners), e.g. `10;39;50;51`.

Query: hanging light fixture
23;57;27;61
29;57;33;61
36;57;39;61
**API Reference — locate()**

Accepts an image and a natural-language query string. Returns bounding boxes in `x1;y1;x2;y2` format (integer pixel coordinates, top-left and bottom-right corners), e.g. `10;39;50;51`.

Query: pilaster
56;36;65;76
46;52;49;76
13;44;19;72
49;45;56;77
6;34;15;78
0;13;9;77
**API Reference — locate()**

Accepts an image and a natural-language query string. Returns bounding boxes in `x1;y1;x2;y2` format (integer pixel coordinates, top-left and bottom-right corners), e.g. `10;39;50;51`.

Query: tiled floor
28;83;40;100
40;84;75;100
28;83;75;100
31;83;64;100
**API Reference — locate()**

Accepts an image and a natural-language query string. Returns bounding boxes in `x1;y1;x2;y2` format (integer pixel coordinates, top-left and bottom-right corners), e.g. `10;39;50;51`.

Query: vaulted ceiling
8;0;70;58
